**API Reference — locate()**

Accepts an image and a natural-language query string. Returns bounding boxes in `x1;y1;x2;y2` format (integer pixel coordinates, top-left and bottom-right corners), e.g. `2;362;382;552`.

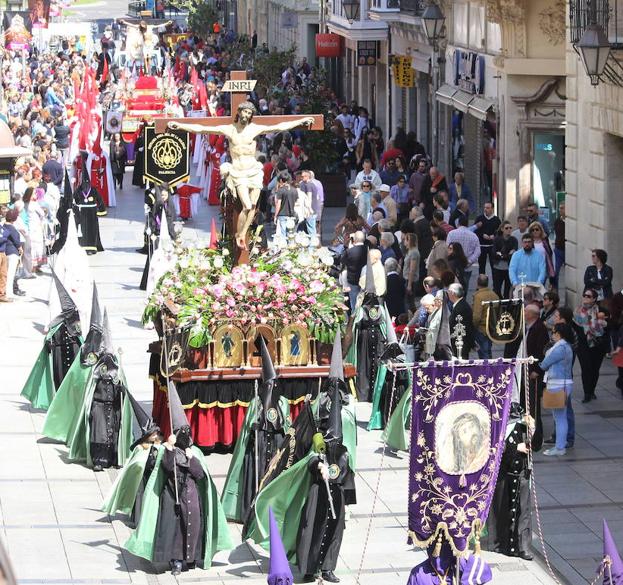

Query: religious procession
1;1;622;585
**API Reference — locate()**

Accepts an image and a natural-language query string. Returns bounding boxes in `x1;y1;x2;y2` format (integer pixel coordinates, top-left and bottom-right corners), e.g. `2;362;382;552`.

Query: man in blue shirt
509;234;547;285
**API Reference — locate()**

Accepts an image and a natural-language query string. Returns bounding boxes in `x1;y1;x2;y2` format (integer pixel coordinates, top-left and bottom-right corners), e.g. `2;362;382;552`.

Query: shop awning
435;84;457;106
468;96;497;120
435;84;474;112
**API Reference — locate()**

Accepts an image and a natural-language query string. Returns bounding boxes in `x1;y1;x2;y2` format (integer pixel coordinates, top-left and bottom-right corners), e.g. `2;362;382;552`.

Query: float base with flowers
144;240;353;450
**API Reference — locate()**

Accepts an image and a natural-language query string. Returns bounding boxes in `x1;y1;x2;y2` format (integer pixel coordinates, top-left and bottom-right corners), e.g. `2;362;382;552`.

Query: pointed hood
329;331;344;381
381;309;404;361
260;336;276;383
127;390;160;450
324;382;343;444
80;283;104;364
168;381;189;433
158;205;171;245
48;269;81;334
603;520;623;585
50;170;74;255
267;507;293;585
101;309;115;355
364;253;375;294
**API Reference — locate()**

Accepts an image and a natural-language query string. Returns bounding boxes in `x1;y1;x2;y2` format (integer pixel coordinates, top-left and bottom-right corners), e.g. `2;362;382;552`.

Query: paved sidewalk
0;169;613;585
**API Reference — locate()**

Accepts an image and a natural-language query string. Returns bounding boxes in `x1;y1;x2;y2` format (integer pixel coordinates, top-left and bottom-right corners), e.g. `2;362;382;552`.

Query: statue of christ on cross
169;102;314;250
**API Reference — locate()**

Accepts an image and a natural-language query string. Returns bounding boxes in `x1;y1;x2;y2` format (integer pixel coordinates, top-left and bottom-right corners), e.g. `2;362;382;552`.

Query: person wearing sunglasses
527;221;554;284
583;248;613;301
574;288;608;402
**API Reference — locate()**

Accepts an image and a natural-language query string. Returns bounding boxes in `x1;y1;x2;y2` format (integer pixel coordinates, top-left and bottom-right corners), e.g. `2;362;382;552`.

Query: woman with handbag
540;323;574;457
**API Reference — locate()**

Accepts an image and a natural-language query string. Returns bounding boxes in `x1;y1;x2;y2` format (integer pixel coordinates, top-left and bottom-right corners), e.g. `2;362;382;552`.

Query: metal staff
160;313;180;514
319;450;337;521
254;378;260;494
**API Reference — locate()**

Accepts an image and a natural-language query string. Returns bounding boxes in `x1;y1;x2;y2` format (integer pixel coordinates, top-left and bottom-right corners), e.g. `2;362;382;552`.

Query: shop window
532;133;565;211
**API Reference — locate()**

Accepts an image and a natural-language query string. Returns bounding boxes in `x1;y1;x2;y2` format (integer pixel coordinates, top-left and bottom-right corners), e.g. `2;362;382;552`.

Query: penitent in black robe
355;305;385;402
153;448;205;564
485;420;532;558
74;186;105;253
48;322;82;390
296;443;356;575
90;375;123;468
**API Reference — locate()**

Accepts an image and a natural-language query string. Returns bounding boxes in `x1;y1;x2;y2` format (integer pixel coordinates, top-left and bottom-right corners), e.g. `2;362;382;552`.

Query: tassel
473;519;482;556
459;473;466;488
433;533;443;558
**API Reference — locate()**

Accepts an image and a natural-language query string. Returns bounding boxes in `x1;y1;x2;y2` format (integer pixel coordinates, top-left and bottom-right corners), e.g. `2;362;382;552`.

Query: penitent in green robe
381;387;412;452
41;356;92;444
243;405;357;557
66;368;134;468
20;323;78;411
221;395;290;523
124;446;233;568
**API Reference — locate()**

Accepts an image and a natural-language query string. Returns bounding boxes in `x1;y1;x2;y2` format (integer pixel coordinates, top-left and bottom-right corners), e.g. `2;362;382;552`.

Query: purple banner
408;359;515;554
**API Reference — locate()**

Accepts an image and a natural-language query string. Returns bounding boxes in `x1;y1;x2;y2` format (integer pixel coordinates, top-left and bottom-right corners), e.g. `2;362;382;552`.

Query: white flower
310;235;320;247
179;257;190;269
222;248;230;256
298;252;312;267
213;256;224;269
285;217;296;230
295;232;310;247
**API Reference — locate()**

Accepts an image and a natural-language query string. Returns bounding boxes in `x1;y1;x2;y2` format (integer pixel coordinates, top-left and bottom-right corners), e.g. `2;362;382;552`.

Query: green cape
41;355;92;443
20;323;66;411
221;395;290;523
66;368;133;468
244;405;358;558
381;387;411;452
124;446;233;567
102;445;158;516
367;363;388;431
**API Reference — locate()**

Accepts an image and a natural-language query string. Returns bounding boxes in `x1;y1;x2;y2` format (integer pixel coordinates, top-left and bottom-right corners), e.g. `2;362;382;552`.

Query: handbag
542;385;566;409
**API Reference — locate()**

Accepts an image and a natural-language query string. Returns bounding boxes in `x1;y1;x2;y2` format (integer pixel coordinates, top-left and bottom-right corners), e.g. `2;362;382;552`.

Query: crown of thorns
237;101;257;114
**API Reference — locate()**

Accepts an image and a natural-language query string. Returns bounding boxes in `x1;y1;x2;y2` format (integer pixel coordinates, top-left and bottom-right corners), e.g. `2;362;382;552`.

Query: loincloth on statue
220;161;263;192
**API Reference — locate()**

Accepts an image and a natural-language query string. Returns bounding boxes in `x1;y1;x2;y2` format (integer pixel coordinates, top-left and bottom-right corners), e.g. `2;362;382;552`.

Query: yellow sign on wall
393;55;415;88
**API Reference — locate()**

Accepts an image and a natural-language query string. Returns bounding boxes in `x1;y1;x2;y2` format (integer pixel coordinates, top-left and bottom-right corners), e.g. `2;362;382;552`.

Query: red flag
102;55;109;84
209;218;219;249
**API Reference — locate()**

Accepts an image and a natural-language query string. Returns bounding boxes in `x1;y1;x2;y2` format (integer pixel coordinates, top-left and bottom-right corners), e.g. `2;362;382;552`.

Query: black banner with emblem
485;299;524;344
160;326;190;377
144;126;190;187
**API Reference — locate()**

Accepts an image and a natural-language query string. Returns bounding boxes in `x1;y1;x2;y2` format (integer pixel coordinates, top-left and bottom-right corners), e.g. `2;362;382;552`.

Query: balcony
328;0;389;40
369;0;424;23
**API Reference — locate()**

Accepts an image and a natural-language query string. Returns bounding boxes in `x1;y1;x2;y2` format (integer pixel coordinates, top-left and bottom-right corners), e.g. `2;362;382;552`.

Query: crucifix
155;70;324;263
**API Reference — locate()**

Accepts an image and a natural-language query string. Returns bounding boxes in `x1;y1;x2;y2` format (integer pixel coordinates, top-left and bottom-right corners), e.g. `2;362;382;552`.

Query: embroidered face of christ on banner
408;359;515;554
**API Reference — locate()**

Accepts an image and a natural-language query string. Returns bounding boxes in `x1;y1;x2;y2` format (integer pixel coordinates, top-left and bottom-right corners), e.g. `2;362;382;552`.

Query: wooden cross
154;70;324;132
154;70;324;264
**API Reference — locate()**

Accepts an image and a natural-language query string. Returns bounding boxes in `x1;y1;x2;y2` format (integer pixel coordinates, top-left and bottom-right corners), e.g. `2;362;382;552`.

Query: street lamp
422;2;445;49
342;0;360;23
577;23;611;85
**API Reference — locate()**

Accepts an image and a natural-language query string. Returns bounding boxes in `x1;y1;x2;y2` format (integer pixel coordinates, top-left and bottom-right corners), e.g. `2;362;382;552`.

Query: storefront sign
357;40;378;66
315;33;343;58
392;55;415;88
454;50;485;95
144;126;190;186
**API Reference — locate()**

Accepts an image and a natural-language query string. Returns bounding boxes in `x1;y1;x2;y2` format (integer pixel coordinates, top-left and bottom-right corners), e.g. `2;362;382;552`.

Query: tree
167;0;218;38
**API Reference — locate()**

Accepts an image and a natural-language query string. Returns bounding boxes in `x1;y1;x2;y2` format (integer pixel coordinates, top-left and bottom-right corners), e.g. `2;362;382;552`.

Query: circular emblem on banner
495;312;516;337
168;342;183;368
267;407;278;423
328;464;340;480
153;136;183;170
99;363;108;375
86;352;98;366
